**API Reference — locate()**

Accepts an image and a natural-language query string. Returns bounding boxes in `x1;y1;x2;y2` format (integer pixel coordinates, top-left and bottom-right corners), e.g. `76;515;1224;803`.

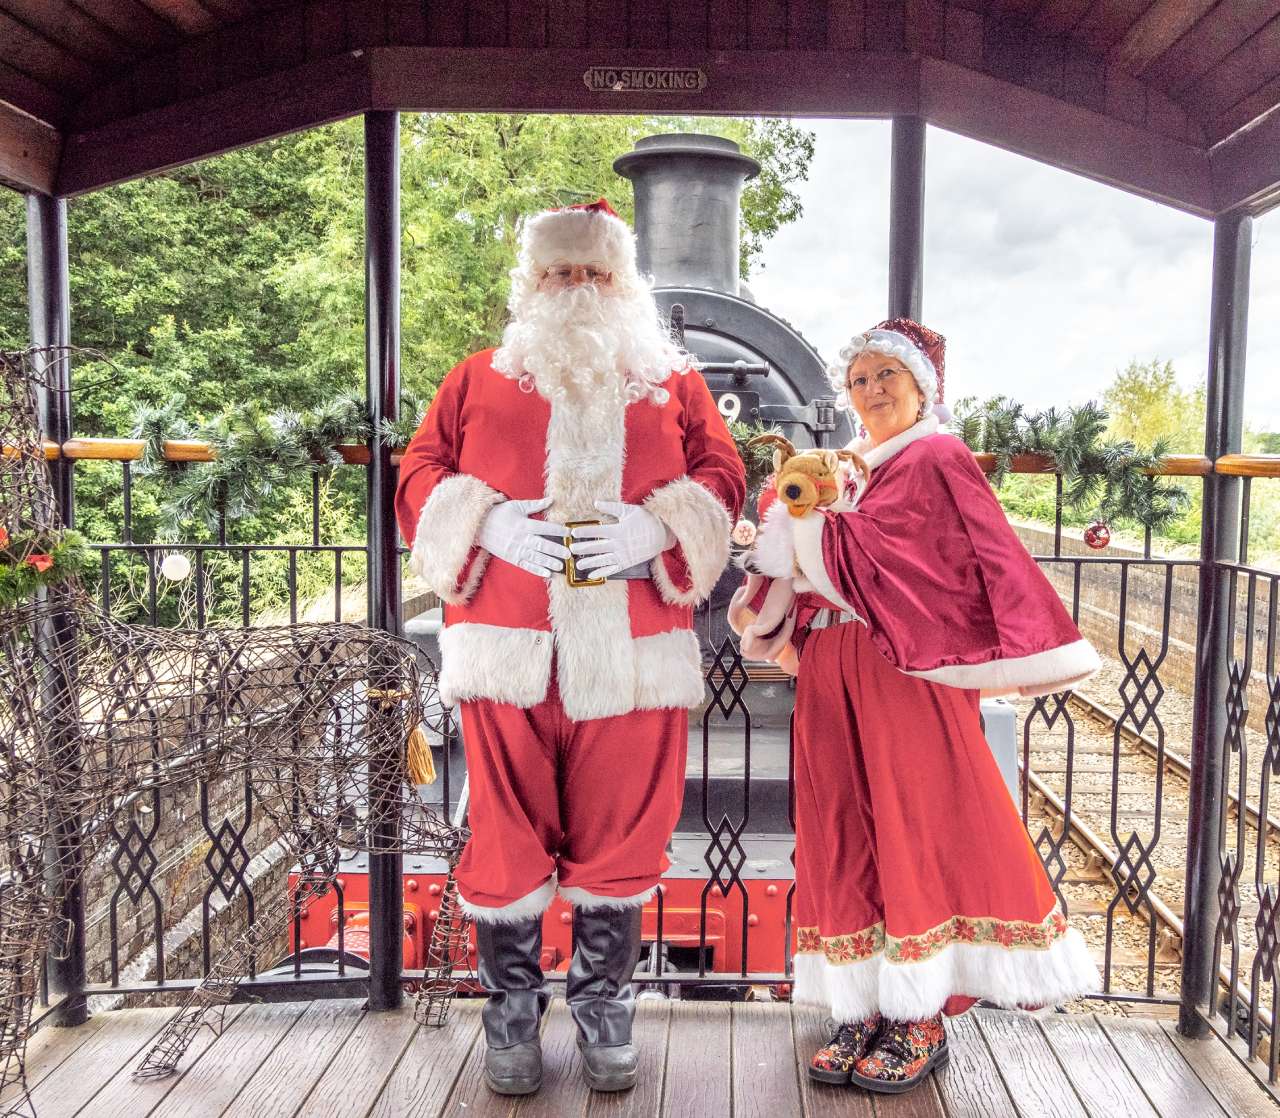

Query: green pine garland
132;392;373;536
950;396;1190;533
129;390;1184;537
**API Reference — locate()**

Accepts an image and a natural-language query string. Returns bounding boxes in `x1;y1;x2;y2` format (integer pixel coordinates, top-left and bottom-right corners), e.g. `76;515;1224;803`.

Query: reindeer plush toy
747;432;870;517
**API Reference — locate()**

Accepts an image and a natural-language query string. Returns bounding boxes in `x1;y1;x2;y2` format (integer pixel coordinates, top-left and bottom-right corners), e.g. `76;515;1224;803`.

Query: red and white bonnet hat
827;316;951;424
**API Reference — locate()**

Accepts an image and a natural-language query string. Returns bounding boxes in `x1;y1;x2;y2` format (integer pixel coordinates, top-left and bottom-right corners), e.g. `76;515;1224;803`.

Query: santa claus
395;199;745;1096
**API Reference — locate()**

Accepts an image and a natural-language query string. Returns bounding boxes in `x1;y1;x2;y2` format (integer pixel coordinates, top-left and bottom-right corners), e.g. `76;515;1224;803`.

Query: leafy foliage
0;113;812;559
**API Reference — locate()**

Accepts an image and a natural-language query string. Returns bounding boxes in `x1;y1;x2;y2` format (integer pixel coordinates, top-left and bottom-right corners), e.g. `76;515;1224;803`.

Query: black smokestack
614;134;760;297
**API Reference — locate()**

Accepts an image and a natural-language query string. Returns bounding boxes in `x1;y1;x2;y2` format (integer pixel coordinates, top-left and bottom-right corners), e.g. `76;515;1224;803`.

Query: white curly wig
825;328;950;423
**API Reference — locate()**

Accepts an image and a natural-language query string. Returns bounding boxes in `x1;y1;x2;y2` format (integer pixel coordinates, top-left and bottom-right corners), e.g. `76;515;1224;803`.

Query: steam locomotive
278;134;1014;991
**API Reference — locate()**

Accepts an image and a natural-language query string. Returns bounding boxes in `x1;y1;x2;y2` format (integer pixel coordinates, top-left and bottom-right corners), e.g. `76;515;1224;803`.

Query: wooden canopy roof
2;1;1279;214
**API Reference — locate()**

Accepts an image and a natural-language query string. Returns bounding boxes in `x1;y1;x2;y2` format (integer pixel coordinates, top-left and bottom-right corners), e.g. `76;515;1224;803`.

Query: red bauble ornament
1084;520;1111;550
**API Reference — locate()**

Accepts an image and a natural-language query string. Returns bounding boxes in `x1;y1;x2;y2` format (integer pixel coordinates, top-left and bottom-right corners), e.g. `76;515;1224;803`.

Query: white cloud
749;120;1280;433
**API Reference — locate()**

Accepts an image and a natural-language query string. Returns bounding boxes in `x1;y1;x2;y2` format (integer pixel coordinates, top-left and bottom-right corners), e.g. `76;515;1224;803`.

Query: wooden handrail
1;439;1275;479
1215;454;1280;479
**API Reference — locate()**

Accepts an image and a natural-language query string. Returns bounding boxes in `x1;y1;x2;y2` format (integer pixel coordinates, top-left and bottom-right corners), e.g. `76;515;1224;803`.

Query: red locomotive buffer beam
286;835;797;989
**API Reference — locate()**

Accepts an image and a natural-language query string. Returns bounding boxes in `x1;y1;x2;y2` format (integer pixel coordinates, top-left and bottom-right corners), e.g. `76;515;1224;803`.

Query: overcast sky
748;120;1279;433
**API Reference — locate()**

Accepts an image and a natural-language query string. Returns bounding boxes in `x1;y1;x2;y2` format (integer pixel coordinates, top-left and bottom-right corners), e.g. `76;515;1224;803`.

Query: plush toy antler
746;433;869;518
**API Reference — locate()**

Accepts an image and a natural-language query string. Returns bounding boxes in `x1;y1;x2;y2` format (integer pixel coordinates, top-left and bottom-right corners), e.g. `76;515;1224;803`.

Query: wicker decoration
0;351;470;1117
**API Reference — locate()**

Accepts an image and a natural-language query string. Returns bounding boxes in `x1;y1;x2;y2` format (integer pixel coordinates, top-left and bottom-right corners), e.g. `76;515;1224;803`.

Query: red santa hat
519;197;640;284
828;316;951;423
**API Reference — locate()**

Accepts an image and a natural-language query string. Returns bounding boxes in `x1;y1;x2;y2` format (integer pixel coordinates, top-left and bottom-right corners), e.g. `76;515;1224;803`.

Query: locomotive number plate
712;391;759;425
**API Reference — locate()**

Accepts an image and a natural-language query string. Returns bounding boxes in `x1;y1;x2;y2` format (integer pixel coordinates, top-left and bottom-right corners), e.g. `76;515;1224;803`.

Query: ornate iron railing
18;437;1280;1086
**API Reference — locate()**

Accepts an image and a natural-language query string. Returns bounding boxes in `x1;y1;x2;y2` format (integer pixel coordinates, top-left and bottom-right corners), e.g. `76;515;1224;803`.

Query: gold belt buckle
564;520;607;588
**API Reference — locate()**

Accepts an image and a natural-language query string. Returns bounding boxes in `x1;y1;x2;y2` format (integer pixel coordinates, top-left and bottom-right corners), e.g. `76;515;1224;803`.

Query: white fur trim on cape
643;476;732;606
849;412;940;470
459;877;556;924
522;206;637;278
559;885;657;910
791;511;859;618
908;639;1101;699
793;926;1098;1022
749;501;798;579
438;624;553;709
409;473;506;606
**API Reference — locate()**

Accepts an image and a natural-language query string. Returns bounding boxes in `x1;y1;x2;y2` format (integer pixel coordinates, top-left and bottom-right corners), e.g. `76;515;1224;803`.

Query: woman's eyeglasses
847;367;904;392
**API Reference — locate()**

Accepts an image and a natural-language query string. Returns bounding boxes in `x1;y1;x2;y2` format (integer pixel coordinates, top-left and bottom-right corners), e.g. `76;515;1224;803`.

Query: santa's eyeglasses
540;262;613;285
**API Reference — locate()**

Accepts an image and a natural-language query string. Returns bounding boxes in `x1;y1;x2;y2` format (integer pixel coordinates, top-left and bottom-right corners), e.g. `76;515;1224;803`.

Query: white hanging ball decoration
160;553;192;581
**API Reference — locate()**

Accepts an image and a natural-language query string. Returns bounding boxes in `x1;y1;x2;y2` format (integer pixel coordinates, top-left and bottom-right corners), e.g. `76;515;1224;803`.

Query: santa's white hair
493;213;692;406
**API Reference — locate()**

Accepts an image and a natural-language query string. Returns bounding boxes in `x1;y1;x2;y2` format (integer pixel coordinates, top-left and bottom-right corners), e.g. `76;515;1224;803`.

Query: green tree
0;113;814;609
1102;358;1205;454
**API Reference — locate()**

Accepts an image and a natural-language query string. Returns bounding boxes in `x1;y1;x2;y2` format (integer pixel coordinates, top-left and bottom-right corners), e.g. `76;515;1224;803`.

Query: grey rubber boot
567;904;643;1092
476;917;548;1095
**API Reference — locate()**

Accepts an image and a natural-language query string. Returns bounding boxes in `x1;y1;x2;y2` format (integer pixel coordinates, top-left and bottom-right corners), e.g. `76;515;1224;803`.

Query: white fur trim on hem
438;623;702;715
907;639;1101;699
459;878;557;923
438;623;553;708
644;476;732;606
791;511;859;617
409;473;505;605
559;885;656;910
631;629;705;712
793;927;1098;1022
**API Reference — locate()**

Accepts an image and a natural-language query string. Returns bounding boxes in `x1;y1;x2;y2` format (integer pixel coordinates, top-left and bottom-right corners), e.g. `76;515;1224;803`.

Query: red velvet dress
732;417;1100;1022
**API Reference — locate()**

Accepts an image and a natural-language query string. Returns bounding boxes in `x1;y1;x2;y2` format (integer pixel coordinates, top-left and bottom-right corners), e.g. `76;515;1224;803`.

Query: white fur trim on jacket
438;623;703;717
438;624;553;709
793;926;1098;1022
559;885;657;910
643;476;732;606
409;473;506;606
459;877;557;924
908;639;1101;699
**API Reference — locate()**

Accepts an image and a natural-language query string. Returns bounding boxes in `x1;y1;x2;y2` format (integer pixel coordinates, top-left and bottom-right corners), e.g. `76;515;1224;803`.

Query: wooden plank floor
7;998;1280;1118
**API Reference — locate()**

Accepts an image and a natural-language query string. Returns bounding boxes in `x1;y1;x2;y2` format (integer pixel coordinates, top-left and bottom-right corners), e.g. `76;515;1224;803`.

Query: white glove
568;500;676;579
476;496;571;577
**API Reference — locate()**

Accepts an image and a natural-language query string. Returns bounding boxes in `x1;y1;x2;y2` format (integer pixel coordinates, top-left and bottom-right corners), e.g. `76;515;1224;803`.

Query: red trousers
791;618;1097;1022
456;677;688;914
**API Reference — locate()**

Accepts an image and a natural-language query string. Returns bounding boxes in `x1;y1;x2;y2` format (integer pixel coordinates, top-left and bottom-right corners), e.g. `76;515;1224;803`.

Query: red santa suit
396;349;744;917
731;331;1099;1024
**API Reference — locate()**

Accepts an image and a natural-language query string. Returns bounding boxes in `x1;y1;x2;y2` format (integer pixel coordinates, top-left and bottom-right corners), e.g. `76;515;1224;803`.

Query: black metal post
27;194;73;521
887;116;925;322
364;111;403;1011
27;191;87;1027
1179;210;1251;1037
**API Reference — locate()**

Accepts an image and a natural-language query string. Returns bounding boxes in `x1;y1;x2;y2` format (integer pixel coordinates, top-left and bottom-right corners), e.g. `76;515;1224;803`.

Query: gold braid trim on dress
796;905;1070;966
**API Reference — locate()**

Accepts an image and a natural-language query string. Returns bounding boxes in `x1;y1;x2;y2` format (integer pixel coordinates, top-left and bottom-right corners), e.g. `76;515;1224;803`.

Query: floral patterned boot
808;1014;883;1084
850;1014;948;1093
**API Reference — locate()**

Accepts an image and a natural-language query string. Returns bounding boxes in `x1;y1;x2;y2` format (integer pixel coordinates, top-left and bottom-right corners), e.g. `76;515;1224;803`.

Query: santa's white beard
493;283;688;405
